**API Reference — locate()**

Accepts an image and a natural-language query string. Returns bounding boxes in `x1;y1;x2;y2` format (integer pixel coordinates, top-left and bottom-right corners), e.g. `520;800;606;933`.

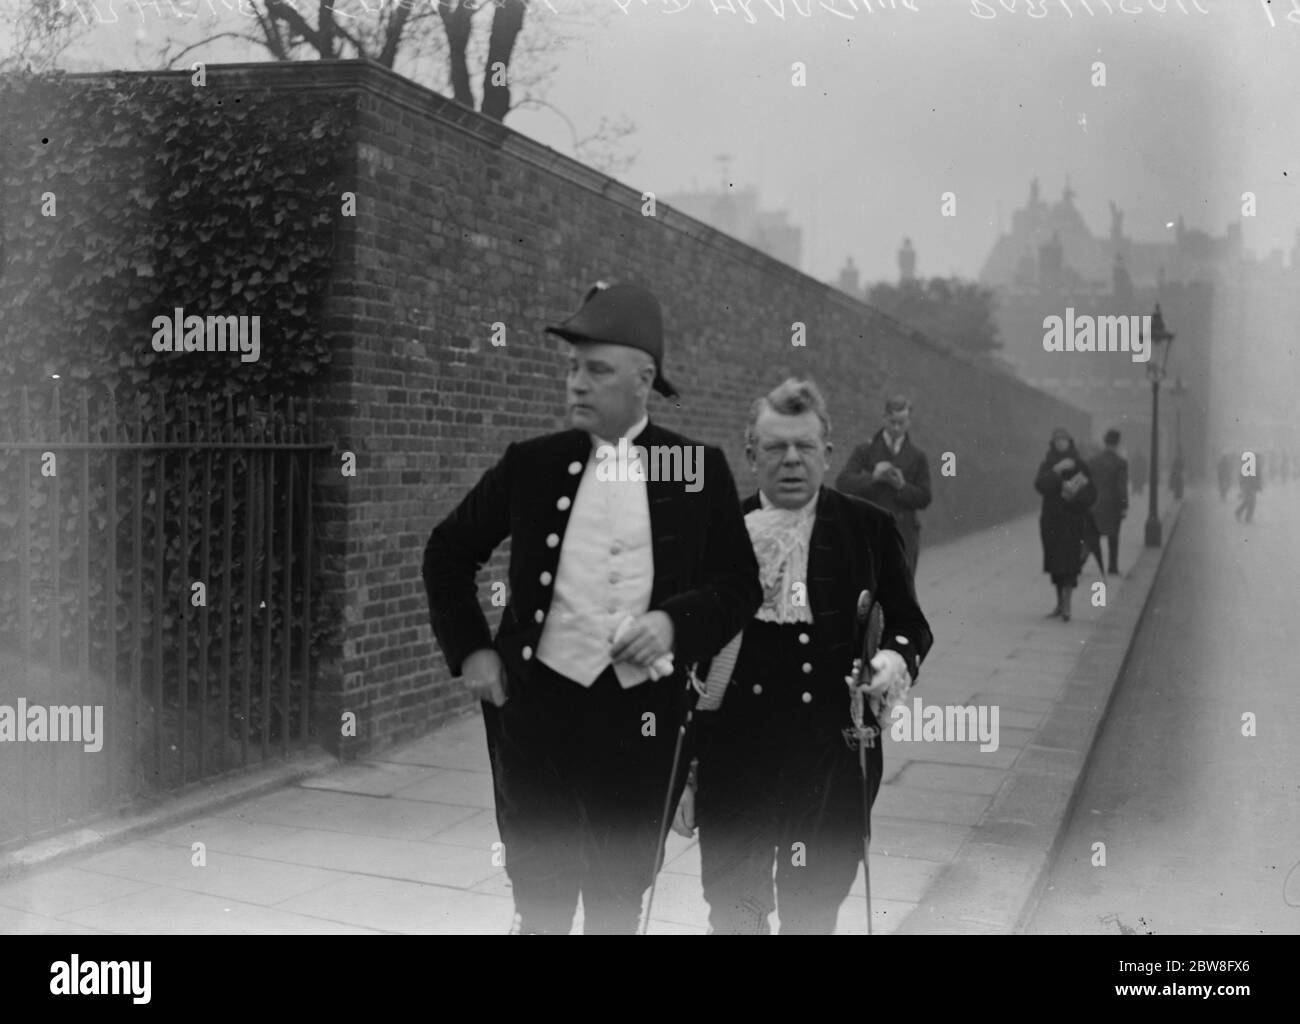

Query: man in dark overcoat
1235;455;1263;523
673;378;933;934
422;282;761;934
834;394;932;576
1088;429;1129;575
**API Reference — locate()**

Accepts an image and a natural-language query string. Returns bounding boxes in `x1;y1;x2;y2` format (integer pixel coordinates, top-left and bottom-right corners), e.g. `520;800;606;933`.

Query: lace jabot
746;492;817;624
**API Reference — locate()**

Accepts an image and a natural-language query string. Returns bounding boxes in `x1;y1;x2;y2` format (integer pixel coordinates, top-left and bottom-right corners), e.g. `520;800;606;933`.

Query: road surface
1025;483;1300;934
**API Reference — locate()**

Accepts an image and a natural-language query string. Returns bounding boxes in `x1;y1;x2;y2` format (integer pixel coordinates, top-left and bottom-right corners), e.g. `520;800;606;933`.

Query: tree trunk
480;0;526;121
377;0;415;69
439;1;475;110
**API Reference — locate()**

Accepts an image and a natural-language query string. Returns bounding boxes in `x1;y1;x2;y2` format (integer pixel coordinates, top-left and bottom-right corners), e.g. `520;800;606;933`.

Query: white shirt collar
591;413;649;450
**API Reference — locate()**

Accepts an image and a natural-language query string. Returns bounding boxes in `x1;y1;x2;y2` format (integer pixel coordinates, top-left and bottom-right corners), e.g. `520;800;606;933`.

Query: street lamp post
1145;304;1175;547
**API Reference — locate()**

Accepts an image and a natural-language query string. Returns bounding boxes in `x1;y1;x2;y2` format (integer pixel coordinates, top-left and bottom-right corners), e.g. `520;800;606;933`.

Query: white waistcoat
537;418;654;688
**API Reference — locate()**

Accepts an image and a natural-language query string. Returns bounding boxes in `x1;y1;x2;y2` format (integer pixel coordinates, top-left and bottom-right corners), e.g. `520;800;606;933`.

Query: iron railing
0;386;332;847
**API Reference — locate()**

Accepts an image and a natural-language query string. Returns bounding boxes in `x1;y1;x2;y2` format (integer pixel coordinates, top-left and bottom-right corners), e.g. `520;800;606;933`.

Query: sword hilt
845;590;884;750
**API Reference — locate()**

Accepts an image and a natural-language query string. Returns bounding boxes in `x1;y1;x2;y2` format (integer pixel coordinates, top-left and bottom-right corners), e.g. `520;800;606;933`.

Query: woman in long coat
1034;427;1097;622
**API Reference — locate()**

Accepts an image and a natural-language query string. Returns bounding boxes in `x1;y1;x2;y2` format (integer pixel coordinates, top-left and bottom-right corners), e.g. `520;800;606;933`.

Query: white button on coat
540;571;553;585
798;633;810;645
557;496;572;511
752;684;763;695
568;461;583;475
801;663;812;674
522;646;533;660
546;533;559;548
534;610;544;623
801;692;812;704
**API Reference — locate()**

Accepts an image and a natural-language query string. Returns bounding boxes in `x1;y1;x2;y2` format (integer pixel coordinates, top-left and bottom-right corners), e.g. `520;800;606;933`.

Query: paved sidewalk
0;507;1171;935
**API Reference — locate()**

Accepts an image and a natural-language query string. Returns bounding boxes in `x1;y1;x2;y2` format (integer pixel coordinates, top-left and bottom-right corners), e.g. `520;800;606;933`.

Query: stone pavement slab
220;787;478;841
0;867;154;920
75;841;340;906
0;906;114;934
275;875;511;935
59;885;383;935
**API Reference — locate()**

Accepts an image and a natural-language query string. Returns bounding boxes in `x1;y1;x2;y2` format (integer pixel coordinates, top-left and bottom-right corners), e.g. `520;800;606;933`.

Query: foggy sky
507;1;1299;283
23;0;1300;284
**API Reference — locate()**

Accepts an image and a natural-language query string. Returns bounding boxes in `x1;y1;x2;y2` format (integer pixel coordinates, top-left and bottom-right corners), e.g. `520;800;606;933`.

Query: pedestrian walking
1235;457;1263;523
421;281;761;934
1089;429;1129;575
834;394;932;577
673;378;933;934
1035;427;1097;622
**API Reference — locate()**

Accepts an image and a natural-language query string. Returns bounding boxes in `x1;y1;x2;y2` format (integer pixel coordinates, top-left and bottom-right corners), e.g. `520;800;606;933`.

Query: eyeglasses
754;439;823;460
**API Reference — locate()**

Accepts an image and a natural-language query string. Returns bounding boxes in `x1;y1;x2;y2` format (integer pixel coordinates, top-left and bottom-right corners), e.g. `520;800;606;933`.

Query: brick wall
47;61;1091;759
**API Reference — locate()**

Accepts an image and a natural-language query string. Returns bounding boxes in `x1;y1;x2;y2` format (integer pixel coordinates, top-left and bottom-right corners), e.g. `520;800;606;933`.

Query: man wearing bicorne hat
422;281;761;935
674;377;933;934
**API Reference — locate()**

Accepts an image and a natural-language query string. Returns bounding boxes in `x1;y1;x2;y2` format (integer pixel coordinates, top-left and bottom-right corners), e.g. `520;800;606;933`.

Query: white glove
865;648;911;721
613;615;675;680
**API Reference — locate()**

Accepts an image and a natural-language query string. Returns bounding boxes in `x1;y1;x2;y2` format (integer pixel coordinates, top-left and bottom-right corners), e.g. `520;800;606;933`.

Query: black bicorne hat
545;281;679;399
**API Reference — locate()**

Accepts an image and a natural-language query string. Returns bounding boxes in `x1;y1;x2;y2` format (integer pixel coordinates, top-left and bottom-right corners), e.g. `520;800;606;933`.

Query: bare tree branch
163;32;269;70
265;0;331;56
0;0;91;73
513;97;638;176
134;0;573;127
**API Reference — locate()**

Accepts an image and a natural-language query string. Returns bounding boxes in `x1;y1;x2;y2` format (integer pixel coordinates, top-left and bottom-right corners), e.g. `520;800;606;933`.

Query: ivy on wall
0;69;349;397
0;70;354;800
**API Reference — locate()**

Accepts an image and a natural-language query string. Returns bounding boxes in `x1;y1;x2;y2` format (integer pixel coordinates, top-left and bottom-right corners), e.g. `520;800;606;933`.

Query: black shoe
1061;610;1071;622
1108;567;1120;576
1045;607;1063;618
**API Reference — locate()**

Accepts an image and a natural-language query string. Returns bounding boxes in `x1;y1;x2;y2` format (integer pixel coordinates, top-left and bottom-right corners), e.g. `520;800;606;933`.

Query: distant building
899;237;917;283
983;177;1300;480
828;242;1019;379
981;177;1245;292
837;256;861;295
832;238;918;295
663;186;803;270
